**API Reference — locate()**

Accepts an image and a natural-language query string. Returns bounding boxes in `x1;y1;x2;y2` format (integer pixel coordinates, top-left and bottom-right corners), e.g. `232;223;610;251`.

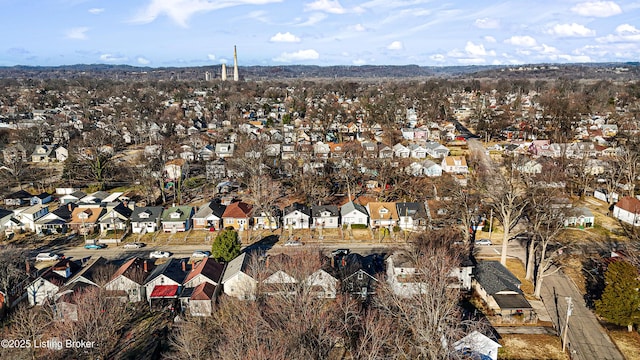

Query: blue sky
2;0;640;67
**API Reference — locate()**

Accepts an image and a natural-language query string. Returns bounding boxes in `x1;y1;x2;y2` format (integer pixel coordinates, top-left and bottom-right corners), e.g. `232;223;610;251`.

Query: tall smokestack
233;45;239;82
221;63;227;81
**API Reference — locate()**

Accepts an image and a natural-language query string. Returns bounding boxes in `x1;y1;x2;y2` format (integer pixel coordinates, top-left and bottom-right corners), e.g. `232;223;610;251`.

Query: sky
1;0;640;67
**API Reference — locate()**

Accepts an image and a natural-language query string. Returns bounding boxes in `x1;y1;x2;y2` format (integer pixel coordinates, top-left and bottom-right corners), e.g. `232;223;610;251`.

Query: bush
344;224;368;230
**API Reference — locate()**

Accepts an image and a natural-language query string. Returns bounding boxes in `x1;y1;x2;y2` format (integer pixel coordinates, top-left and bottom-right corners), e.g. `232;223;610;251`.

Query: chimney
266;257;270;269
26;260;30;275
143;260;148;273
181;260;186;272
233;45;239;82
68;203;72;211
331;256;335;268
221;63;227;81
341;257;346;267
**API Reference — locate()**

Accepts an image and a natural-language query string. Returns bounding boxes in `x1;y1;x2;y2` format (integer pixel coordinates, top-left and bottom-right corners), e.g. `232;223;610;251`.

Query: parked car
35;252;61;262
150;251;171;259
84;243;107;249
474;239;492;246
192;250;211;259
330;248;350;257
124;242;146;249
284;240;303;247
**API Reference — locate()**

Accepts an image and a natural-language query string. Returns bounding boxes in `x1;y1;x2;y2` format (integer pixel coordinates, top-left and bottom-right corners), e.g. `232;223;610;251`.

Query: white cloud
547;23;595;37
66;27;89;40
484;36;497;43
296;13;327;26
304;0;345;14
348;23;366;32
137;57;151;65
387;41;403;50
465;41;495;56
541;44;559;54
88;8;104;14
558;54;592;62
352;59;366;65
270;32;301;42
596;24;640;43
100;54;128;62
132;0;283;27
430;54;445;62
505;35;537;47
207;54;216;61
273;49;320;62
474;18;499;29
616;24;640;35
571;1;622;17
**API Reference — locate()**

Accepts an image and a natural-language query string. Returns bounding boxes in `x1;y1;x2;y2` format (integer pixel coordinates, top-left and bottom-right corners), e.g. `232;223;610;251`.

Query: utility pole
488;208;493;241
562;296;573;352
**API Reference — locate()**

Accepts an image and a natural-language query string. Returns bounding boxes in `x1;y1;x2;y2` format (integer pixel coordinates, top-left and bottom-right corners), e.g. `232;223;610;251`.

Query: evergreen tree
595;260;640;332
211;228;241;262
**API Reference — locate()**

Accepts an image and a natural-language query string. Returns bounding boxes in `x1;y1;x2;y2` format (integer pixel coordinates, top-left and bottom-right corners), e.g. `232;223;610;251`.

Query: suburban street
482;241;625;360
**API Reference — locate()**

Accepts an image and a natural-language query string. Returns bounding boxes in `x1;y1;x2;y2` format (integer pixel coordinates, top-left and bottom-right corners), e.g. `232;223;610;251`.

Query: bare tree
0;246;29;309
2;304;52;360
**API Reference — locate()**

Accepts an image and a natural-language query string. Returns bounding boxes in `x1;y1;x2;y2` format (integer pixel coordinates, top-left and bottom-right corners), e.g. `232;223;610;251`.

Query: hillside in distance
0;63;638;81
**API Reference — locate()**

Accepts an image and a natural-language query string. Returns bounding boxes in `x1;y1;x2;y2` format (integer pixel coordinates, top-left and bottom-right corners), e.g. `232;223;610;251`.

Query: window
357;272;364;280
132;289;137;295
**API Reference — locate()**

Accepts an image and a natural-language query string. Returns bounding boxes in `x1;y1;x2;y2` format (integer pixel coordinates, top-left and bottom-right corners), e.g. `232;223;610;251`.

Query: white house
13;204;49;232
613;196;640;226
408;144;427;159
104;257;151;302
26;259;80;306
311;205;340;229
441;156;469;174
221;253;258;300
393;143;410;158
283;203;311;230
143;258;189;302
305;269;338;299
453;331;501;360
340;201;369;226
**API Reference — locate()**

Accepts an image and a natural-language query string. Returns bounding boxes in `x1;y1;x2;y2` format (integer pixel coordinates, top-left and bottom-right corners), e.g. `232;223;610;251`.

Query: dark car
84;243;107;249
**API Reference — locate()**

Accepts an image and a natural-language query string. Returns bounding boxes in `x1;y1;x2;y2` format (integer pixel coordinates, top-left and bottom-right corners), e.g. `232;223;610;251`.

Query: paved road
479;241;624;360
541;268;623;360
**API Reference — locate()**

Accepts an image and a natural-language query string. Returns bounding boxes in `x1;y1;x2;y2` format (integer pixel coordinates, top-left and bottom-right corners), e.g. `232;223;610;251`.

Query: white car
35;252;60;262
284;240;303;247
124;242;145;249
192;251;211;259
149;251;171;259
475;239;492;246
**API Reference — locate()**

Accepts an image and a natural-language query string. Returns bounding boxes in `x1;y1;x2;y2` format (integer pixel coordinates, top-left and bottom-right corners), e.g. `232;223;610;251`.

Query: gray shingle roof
474;260;522;295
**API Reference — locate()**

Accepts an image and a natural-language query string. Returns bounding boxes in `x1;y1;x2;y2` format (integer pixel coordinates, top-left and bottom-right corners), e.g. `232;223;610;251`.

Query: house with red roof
222;201;253;231
613;196;640;226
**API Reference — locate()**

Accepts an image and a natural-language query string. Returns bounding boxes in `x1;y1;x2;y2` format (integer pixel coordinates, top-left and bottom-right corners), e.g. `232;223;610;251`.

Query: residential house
30;192;52;206
222;201;253;231
335;253;383;301
25;259;81;306
192;200;226;231
473;261;533;319
453;331;502;360
441;156;469;174
340;201;369;226
98;202;133;234
378;144;393;159
215;143;235;158
311;205;340;229
306;268;339;299
565;207;595;228
422;160;443;177
0;208;14;234
161;206;195;232
59;190;86;205
366;202;399;228
253;207;281;230
221;253;258;300
283;203;311;230
13;204;49;232
406;162;426;177
35;203;76;234
183;257;225;288
205;158;227;180
164;159;188;182
313;141;331;160
613;196;640;226
261;254;298;297
54;146;68;162
4;190;32;206
360;141;377;158
393;143;410;158
69;207;104;235
408;144;427;159
130;206;164;234
396;202;429;231
516;160;542;174
31;145;54;163
144;258;190;303
104;257;152;302
185;282;216;316
401;128;415;140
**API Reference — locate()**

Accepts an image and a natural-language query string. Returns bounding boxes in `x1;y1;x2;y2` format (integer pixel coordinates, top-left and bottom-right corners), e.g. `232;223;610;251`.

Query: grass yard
504;258;535;296
499;334;569;360
608;330;640;360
